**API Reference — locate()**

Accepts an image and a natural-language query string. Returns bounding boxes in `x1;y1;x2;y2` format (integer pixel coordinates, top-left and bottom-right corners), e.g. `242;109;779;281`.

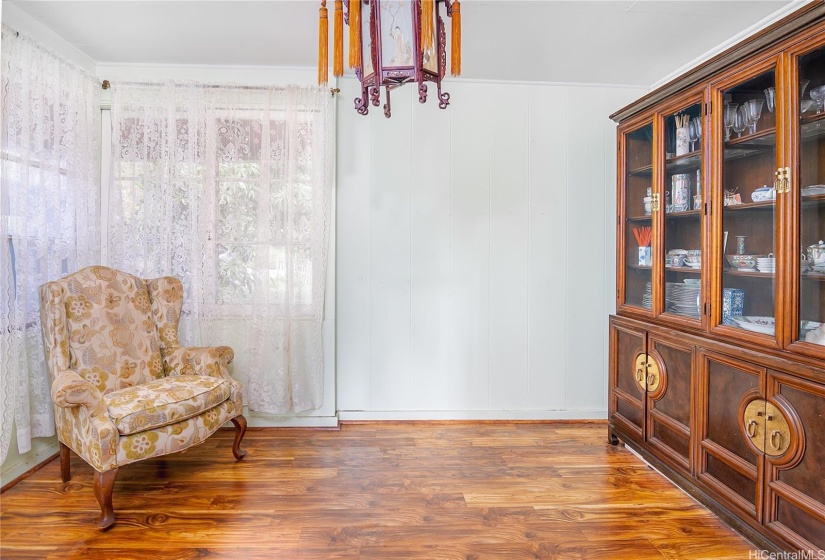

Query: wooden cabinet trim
610;5;825;123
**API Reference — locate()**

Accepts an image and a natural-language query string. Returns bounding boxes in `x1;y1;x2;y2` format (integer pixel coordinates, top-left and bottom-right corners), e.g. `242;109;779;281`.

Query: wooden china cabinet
609;3;825;553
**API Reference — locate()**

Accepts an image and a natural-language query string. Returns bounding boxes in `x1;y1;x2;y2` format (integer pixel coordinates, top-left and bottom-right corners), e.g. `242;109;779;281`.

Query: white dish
683;279;700;285
732;316;775;335
802;185;825;197
684;262;702;269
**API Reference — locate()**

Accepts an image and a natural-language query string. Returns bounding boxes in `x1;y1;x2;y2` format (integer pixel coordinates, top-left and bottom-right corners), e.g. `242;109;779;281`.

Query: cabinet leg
608;425;621;446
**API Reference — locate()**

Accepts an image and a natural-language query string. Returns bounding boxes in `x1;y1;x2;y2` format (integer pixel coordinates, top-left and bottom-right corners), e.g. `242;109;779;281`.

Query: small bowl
727;254;760;270
801;99;814;113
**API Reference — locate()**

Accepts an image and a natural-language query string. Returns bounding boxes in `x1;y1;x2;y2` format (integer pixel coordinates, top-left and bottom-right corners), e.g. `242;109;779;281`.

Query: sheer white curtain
108;82;333;414
0;26;100;462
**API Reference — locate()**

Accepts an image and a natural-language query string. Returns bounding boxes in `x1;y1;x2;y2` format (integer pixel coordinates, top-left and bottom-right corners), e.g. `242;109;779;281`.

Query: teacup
665;255;684;268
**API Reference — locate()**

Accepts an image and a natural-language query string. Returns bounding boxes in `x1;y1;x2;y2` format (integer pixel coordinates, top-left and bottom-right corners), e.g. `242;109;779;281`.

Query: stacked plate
757;256;775;273
642;282;652;310
666;281;701;318
641;282;701;318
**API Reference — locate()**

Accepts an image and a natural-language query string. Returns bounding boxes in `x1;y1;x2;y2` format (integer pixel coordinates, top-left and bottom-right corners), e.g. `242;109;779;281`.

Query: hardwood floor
0;422;756;559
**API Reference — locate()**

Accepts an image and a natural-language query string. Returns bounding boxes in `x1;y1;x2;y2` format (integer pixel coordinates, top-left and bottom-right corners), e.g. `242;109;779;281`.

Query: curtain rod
101;80;339;96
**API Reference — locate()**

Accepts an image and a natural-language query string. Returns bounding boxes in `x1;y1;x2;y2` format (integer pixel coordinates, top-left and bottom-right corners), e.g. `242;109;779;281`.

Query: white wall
336;77;645;420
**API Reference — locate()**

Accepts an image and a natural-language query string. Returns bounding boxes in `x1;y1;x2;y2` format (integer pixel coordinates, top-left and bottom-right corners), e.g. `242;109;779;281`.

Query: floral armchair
39;266;247;528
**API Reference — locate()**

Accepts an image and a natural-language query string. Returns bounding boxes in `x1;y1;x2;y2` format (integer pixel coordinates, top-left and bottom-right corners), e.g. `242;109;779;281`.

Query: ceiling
4;0;799;87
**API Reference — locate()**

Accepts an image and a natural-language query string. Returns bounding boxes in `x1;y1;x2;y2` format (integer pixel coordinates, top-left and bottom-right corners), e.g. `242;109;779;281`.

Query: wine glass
691;117;702;151
764;87;775;113
688;120;699;152
724;103;739;141
733;106;747;138
745;99;764;134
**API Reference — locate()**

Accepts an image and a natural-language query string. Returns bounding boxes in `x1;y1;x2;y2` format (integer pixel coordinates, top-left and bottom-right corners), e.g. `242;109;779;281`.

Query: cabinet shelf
801;112;825;141
801;192;825;204
724;269;774;278
722;200;776;211
627;264;652;271
725;127;776;148
802;271;825;282
665;209;701;219
666;151;702;172
627;164;653;176
665;266;702;274
627;215;652;223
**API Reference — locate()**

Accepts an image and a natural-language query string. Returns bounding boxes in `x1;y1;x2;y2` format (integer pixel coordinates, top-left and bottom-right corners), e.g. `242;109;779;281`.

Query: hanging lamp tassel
348;0;361;68
421;0;434;54
450;0;461;76
333;0;344;77
318;0;329;85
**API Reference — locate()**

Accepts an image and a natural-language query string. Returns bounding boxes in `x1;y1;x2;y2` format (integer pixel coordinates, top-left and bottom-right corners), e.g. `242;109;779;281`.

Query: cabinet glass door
662;101;703;322
623;122;654;311
718;69;778;340
795;45;825;349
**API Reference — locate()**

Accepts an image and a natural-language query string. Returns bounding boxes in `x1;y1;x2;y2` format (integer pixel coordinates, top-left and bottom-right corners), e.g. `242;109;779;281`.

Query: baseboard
245;413;340;428
338;409;608;422
0;441;60;492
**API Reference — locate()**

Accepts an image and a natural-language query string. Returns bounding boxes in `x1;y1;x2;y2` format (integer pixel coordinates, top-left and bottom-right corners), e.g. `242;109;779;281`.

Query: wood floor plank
0;422;755;559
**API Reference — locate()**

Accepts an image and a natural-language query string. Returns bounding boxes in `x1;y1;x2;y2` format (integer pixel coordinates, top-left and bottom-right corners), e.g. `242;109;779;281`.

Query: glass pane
663;102;703;320
624;123;653;310
798;46;825;346
720;70;777;336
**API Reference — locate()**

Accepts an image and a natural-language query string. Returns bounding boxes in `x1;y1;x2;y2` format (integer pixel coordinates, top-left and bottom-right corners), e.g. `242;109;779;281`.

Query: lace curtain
108;82;333;414
0;26;101;463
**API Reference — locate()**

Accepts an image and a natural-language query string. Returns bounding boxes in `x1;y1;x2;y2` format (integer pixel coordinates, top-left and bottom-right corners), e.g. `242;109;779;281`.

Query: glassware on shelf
691;117;702;152
736;236;747;255
733;106;747;138
724;103;739;141
810;85;825;115
688;120;699;152
764;87;775;113
800;79;811;98
745;99;764;134
801;99;814;114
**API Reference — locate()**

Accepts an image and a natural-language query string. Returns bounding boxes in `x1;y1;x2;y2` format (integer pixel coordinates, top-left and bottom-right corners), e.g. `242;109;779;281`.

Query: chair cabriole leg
231;415;248;460
93;468;119;529
59;442;71;482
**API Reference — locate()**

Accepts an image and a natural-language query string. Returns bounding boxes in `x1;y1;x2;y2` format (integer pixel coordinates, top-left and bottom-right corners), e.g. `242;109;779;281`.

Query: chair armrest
51;371;107;417
162;346;234;380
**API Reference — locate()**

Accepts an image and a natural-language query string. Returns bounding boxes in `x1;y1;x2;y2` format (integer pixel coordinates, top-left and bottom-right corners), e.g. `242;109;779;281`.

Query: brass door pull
770;430;783;451
742;399;792;456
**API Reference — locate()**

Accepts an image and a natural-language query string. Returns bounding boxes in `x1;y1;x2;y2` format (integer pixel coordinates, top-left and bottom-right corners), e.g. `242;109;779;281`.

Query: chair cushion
104;375;230;435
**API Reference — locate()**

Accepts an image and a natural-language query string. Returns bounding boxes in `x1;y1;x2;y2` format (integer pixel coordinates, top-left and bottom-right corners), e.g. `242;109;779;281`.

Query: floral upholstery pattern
39;266;245;473
104;375;230;435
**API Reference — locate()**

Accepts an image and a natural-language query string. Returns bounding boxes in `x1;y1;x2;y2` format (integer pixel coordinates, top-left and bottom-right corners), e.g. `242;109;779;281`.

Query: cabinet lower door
610;322;646;441
697;349;764;521
647;333;693;475
763;371;825;551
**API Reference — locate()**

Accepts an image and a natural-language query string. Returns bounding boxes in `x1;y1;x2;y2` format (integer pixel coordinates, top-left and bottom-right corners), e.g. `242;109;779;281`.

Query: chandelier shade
319;0;460;118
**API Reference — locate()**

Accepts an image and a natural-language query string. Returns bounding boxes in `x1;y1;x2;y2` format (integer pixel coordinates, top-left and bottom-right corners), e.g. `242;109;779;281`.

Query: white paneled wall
336;78;646;419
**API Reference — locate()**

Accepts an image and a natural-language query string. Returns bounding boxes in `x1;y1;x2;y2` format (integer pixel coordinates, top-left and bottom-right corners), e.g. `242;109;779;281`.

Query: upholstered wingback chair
39;266;247;528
